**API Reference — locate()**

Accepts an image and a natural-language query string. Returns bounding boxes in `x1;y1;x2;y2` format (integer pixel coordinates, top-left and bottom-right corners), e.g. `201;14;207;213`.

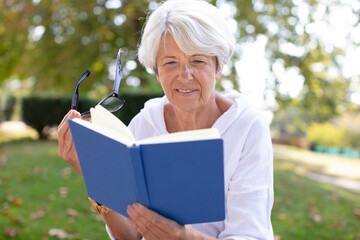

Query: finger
133;203;181;232
128;203;183;239
63;129;74;155
58;110;73;131
58;110;81;132
58;110;79;156
127;204;163;239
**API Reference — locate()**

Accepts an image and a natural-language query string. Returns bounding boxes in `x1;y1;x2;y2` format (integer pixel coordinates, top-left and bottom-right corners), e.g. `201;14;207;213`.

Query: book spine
129;146;150;207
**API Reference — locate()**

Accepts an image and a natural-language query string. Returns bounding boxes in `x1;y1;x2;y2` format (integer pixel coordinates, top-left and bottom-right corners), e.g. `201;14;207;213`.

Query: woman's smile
176;88;198;94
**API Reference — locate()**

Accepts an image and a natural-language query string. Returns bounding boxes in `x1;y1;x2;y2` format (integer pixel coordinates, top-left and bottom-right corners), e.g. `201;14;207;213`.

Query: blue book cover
68;118;225;225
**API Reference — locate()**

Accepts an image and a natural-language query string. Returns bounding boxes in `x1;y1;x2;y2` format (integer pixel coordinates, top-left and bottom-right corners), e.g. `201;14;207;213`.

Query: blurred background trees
1;0;359;147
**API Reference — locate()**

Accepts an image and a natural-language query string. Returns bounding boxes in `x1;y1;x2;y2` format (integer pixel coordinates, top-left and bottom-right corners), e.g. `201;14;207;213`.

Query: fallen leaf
2;202;9;210
311;206;318;215
13;198;23;206
311;214;322;223
62;167;72;178
48;229;68;239
4;228;19;237
59;187;68;198
33;167;41;175
66;208;78;218
354;208;360;220
30;210;45;220
6;194;14;201
10;215;24;225
277;213;286;220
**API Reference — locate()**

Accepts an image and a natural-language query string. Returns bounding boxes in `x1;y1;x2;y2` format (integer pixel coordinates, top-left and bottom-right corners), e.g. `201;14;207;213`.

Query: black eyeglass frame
71;49;125;119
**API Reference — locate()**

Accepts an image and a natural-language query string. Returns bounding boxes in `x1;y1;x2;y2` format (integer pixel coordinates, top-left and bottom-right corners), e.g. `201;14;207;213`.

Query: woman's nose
179;63;193;81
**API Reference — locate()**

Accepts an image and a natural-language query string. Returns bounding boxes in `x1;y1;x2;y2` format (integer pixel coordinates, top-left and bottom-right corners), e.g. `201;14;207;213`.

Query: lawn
0;140;108;239
0;140;359;239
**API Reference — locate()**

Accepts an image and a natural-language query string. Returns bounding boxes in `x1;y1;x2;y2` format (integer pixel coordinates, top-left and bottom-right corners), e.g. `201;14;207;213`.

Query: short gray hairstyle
138;0;235;74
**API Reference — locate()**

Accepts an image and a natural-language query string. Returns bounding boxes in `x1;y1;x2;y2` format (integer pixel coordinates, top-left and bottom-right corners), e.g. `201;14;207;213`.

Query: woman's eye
193;60;205;64
165;61;176;65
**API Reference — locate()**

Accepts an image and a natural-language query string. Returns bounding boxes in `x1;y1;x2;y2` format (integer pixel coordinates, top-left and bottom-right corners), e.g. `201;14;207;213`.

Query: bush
23;96;70;138
306;122;360;151
305;122;346;148
21;93;163;139
0;95;16;122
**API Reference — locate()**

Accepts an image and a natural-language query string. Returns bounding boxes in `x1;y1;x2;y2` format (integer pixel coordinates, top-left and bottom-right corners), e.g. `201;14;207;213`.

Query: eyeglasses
71;48;125;119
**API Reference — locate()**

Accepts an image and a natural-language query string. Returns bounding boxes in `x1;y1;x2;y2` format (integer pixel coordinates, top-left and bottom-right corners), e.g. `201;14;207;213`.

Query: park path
273;144;360;193
305;172;360;193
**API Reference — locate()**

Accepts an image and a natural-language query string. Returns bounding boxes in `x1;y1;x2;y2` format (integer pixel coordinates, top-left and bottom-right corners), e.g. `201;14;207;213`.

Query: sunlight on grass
0;121;38;143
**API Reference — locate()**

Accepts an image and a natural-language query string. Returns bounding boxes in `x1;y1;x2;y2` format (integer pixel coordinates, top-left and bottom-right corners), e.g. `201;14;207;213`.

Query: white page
91;105;136;144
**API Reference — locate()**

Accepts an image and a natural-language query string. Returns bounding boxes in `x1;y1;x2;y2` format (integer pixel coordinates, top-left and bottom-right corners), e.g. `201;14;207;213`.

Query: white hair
138;0;235;74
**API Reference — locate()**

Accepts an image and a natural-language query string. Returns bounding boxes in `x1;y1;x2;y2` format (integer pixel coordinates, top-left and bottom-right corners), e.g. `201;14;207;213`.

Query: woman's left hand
127;203;195;240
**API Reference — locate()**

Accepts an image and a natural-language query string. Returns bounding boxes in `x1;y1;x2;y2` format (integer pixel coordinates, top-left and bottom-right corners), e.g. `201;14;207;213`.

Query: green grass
273;159;360;239
0;141;359;239
0;140;108;239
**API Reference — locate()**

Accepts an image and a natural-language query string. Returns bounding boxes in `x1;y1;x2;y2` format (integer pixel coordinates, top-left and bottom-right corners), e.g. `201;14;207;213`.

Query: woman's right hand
57;110;82;175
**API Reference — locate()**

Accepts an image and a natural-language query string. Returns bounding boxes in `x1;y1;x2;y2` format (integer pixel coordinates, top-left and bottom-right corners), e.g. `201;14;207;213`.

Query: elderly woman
58;0;274;239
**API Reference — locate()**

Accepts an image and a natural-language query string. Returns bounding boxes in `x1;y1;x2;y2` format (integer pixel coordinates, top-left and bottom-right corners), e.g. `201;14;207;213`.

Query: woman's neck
164;93;234;133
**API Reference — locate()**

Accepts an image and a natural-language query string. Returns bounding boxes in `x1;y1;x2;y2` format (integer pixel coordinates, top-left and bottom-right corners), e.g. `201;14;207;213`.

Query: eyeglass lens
100;96;124;112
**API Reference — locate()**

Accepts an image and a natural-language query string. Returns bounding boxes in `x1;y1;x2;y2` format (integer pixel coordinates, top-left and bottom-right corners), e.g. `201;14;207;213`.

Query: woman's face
156;33;221;113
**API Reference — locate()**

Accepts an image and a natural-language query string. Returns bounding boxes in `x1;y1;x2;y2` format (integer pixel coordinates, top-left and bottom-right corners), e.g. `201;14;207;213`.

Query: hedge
21;93;163;139
0;95;16;122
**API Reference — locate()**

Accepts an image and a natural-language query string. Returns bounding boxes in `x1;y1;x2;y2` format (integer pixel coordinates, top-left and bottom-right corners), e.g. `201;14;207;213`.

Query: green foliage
333;111;360;150
305;122;346;148
0;95;16;122
0;0;163;94
305;110;360;150
1;0;357;124
21;96;98;139
271;104;311;137
21;93;163;138
343;130;360;150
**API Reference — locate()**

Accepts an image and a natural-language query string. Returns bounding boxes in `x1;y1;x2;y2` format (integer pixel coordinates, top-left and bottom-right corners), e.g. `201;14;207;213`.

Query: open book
68;105;225;224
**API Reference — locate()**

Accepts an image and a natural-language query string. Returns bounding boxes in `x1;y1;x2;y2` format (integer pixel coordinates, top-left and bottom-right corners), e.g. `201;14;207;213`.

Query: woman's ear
215;69;222;80
154;67;161;82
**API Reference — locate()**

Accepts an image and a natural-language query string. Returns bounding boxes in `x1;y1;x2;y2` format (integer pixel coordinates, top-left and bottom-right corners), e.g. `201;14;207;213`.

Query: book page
138;128;220;145
90;105;136;144
71;118;135;146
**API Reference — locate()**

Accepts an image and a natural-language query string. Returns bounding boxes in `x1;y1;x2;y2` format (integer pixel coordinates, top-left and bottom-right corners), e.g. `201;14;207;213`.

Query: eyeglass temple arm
114;48;123;94
71;69;91;109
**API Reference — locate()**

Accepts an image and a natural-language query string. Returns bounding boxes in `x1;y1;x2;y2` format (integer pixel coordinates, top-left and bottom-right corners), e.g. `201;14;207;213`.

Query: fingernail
133;202;141;209
127;204;134;213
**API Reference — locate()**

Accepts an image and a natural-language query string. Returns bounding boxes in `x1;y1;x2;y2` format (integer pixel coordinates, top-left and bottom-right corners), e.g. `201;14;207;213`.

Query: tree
230;0;358;123
0;0;358;123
